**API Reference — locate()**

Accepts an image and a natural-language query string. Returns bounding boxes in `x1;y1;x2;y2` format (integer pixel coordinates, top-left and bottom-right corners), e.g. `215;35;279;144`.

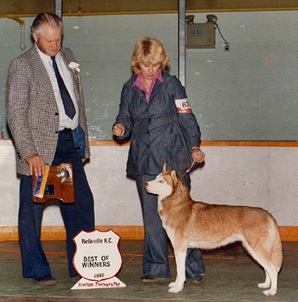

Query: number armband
175;98;192;113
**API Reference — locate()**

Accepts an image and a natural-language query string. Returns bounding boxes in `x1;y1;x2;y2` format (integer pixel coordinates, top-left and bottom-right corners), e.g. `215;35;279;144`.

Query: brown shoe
191;273;206;284
31;276;57;286
140;274;169;283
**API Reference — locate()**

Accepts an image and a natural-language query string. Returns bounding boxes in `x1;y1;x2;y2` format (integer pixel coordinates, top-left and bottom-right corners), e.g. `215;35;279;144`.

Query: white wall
1;142;297;227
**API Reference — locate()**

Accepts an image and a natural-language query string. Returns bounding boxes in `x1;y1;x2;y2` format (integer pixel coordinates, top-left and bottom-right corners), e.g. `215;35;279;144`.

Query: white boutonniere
68;62;82;94
68;62;80;73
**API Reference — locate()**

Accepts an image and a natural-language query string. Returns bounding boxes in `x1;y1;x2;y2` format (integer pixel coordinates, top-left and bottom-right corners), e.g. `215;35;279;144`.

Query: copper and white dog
145;164;283;296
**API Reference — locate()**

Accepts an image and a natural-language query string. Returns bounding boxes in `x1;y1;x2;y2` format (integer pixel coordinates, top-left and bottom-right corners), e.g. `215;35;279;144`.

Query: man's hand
25;154;46;177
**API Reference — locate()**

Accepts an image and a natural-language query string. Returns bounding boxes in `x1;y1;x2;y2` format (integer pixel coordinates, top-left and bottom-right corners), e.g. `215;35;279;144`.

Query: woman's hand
191;147;205;163
113;123;125;137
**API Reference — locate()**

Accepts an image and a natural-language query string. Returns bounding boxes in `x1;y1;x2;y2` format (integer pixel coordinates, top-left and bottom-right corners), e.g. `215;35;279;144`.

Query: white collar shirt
36;44;79;130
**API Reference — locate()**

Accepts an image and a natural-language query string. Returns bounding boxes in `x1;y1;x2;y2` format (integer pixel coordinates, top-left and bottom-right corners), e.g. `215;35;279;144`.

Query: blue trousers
136;174;205;278
19;130;95;279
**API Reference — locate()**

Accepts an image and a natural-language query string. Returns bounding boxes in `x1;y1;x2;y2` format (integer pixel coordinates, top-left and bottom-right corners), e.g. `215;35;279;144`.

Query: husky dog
145;164;283;296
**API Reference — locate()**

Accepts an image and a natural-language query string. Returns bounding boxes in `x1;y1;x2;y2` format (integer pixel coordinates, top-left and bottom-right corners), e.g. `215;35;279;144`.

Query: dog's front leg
168;248;187;293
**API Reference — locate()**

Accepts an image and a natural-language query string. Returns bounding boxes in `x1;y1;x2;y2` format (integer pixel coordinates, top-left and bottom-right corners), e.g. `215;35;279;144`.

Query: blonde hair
131;37;170;74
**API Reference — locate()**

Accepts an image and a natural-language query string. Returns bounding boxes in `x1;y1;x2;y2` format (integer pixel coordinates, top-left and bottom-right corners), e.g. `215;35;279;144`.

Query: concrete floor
0;240;297;302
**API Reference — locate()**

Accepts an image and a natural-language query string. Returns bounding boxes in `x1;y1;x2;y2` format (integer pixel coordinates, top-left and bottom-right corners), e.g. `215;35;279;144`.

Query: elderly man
7;12;95;285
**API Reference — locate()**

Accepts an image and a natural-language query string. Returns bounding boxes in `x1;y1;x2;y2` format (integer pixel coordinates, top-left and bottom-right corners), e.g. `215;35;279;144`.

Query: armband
175;98;192;113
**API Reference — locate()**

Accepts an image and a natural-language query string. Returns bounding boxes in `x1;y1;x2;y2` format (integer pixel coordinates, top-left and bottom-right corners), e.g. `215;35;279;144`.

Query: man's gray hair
30;12;63;36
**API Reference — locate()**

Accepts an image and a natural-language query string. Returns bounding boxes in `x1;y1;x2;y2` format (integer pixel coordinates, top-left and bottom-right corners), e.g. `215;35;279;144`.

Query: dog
144;164;283;296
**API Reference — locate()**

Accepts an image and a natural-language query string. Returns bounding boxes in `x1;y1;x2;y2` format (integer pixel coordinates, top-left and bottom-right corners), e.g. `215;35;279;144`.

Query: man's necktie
51;56;76;119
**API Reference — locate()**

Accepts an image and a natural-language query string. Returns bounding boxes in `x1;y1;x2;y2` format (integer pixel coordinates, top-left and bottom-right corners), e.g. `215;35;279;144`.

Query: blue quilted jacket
113;70;201;176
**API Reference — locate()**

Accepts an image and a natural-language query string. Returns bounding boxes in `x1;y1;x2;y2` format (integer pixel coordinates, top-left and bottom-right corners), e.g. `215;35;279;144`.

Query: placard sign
71;229;126;290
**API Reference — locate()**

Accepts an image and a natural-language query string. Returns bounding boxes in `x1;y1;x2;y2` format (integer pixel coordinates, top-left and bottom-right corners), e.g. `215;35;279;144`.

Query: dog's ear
163;163;169;172
170;170;178;182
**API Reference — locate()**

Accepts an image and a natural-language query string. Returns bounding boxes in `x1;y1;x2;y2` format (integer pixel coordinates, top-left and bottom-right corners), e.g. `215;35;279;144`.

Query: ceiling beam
0;0;297;18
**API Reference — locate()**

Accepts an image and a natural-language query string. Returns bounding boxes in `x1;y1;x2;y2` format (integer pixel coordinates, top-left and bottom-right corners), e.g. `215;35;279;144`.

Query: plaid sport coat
7;45;90;176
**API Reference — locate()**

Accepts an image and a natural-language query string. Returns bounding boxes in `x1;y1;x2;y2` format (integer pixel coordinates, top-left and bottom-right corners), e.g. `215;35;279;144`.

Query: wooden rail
0;0;297;18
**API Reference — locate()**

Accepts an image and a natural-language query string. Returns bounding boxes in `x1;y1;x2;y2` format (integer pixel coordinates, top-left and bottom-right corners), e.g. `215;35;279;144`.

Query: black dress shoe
140;274;169;283
190;273;206;284
30;276;57;286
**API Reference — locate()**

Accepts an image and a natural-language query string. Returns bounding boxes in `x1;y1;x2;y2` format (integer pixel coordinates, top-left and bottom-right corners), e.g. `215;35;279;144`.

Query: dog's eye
159;180;164;183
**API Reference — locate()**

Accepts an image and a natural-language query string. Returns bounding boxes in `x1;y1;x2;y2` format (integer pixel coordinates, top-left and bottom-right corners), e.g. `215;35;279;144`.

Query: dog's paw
168;282;176;288
168;282;184;293
257;281;270;289
262;289;276;296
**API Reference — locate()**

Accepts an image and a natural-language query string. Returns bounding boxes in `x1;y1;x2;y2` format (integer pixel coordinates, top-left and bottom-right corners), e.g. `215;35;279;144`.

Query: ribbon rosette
68;62;80;73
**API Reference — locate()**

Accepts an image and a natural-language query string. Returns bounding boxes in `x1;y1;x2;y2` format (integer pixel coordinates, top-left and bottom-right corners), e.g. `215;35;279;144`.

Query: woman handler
113;36;206;283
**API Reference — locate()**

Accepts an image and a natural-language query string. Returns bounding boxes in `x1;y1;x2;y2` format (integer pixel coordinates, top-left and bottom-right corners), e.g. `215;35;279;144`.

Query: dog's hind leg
258;266;278;296
257;270;270;289
242;238;279;296
259;233;283;296
168;248;187;293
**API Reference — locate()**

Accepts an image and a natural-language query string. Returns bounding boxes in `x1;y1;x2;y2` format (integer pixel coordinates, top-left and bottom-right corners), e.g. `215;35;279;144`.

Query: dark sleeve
113;83;133;141
171;75;202;148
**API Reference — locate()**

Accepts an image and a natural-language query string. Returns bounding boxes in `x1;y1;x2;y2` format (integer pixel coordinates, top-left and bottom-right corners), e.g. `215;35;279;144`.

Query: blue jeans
136;174;205;278
19;129;95;279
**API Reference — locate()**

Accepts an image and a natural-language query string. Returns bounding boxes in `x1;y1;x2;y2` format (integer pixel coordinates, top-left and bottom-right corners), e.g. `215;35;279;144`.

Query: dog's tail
270;223;283;272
